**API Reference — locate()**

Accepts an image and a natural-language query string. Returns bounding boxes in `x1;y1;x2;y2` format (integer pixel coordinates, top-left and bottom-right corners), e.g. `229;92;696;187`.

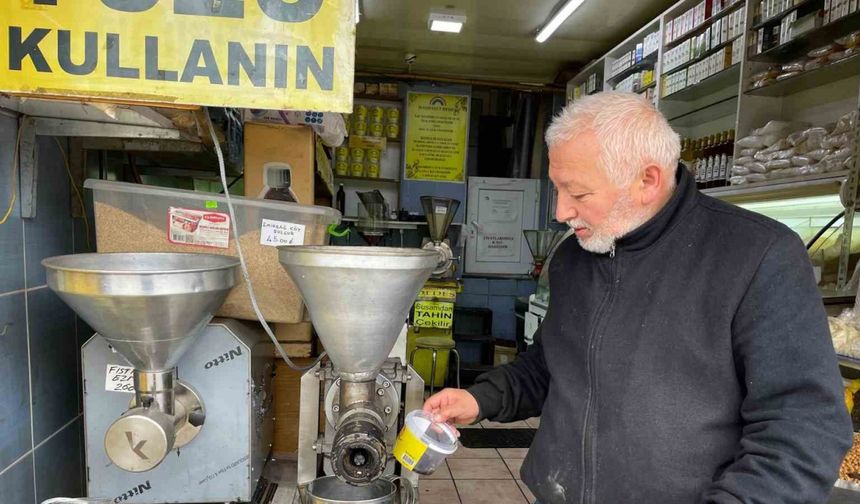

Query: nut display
839;433;860;484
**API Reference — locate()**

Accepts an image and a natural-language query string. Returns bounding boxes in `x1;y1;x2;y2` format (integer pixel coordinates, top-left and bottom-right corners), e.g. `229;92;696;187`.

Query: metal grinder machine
43;252;275;503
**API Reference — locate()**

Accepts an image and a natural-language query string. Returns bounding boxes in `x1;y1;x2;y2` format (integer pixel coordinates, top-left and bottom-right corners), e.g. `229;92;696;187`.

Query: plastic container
393;410;458;475
84;180;340;323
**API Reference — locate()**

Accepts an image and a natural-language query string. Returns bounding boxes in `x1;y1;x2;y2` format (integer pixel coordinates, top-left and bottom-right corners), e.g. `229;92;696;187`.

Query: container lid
405;410;459;455
83;179;342;221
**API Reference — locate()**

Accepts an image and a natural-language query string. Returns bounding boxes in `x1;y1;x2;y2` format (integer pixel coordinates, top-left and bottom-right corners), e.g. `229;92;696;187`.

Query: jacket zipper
580;248;618;504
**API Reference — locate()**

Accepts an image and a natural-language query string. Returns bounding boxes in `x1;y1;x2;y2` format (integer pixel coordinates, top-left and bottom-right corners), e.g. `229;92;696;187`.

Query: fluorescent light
536;0;586;43
430;20;463;33
355;0;360;23
428;11;466;33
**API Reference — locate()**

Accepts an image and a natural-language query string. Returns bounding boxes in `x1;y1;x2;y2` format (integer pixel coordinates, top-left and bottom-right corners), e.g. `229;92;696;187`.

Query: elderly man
424;91;852;503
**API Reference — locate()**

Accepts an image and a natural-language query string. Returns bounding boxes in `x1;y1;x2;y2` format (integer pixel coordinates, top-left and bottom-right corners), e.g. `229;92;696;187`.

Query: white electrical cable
205;108;324;372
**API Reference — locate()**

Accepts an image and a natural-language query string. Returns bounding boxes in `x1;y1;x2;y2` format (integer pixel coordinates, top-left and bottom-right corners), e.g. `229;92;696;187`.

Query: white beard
568;194;651;254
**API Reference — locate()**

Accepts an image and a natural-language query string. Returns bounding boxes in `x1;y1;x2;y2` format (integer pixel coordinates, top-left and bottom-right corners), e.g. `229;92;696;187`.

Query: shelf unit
566;0;860;292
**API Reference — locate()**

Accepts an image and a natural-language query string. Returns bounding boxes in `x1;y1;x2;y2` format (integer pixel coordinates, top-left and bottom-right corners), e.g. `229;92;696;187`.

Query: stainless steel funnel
278;246;437;381
421;197;460;244
42;253;239;371
524;230;565;262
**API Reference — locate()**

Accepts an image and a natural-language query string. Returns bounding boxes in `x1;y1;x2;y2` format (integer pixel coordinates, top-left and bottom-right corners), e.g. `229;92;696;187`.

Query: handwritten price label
105;365;135;393
259;219;305;247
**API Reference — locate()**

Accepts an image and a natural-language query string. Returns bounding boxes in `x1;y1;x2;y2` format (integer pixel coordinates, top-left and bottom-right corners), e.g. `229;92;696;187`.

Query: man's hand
423;388;480;425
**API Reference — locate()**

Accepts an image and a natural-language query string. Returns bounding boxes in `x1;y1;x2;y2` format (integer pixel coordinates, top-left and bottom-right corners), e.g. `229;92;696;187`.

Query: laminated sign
0;0;356;112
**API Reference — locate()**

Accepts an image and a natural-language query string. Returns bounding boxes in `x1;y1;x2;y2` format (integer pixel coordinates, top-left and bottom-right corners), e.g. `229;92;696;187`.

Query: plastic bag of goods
765;159;792;171
736;135;766;148
730;175;748;185
791;155;812;167
752;120;808;137
739;148;759;157
803;127;829;150
806;149;832;161
781;60;806;73
835;31;860;49
829;308;860;358
808;44;840;59
823;133;851;150
735;156;755;165
832;111;858;135
732;165;751;176
774;148;796;160
803;58;827;71
746;173;767;183
747;162;768;174
787;131;807;146
846;157;856;170
760;139;792;154
828;50;849;63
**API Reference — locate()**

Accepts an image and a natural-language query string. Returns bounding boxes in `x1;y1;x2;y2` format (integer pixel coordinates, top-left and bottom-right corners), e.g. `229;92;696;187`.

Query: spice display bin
84;179;341;323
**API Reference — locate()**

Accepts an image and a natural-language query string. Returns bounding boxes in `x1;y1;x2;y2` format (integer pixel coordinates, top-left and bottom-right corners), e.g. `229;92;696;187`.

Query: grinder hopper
523;230;564;278
279;246;437;382
42;252;239;472
421;197;460;277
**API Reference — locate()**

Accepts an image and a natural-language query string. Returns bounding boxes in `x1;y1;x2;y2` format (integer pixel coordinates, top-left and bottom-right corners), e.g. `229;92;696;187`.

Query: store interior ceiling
355;0;678;85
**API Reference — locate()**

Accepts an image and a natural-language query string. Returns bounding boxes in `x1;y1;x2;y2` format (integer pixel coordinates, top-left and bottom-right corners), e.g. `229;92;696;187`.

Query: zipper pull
609;245;616;259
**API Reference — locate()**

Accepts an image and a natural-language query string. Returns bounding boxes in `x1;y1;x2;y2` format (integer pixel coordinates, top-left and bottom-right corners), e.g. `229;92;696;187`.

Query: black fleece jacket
468;167;853;504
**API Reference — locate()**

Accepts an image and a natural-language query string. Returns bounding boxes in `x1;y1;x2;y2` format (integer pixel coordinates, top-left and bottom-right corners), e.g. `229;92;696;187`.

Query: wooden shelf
663;35;742;75
335;175;400;184
664;0;746;49
749;0;821;31
746;53;860;96
663;64;740;101
607;52;658;85
748;10;860;63
354;94;402;103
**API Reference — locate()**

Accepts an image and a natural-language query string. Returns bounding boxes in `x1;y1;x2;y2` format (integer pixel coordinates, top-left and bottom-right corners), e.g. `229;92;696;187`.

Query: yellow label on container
413;300;454;329
393;426;429;471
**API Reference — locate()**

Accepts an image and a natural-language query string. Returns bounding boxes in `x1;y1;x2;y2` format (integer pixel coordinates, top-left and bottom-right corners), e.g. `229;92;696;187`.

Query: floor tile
503;458;524;478
450;447;499;459
497;448;529;459
525;417;541;428
0;453;35;504
455;479;527;504
421;462;452;480
480;420;530;429
516;480;536;504
0;293;32;470
448;458;511;479
419;479;459;504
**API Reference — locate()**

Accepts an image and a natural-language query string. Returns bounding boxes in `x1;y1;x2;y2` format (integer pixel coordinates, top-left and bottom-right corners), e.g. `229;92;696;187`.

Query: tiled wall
457;277;535;338
0;114;89;502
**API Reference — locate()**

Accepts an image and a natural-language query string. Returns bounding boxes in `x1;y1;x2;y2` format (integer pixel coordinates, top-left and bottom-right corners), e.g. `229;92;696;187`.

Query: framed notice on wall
403;92;469;183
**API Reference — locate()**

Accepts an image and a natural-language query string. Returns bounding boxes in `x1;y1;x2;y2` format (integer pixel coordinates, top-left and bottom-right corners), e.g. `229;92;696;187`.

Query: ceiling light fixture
355;0;361;24
428;11;466;33
535;0;586;43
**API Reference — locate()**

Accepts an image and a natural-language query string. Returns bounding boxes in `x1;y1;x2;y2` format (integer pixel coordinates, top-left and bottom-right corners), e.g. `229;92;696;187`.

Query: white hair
545;91;680;187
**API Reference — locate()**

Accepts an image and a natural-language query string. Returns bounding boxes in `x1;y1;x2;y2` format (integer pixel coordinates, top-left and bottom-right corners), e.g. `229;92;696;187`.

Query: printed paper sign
105;364;135;394
0;1;356;112
413;300;454;329
168;207;230;249
260;219;305;247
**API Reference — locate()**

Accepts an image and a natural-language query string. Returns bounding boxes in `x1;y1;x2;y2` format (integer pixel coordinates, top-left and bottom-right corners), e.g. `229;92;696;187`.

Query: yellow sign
413;300;454;329
418;287;457;301
0;1;355;112
404;92;469;182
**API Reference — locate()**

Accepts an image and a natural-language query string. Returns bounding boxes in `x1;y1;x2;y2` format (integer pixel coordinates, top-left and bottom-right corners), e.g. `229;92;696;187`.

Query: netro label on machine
0;1;356;111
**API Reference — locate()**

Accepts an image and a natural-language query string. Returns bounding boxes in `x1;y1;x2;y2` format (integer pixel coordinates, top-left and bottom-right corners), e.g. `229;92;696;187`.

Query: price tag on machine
260;219;306;247
105;365;135;394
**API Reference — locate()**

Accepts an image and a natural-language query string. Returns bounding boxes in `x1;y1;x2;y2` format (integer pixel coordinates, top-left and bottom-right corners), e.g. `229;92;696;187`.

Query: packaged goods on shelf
748;31;860;90
644;31;660;56
827;0;860;23
730;112;856;184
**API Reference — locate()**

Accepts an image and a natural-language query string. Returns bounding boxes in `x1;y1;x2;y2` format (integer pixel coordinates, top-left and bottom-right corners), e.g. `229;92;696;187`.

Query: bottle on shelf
336;184;346;215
